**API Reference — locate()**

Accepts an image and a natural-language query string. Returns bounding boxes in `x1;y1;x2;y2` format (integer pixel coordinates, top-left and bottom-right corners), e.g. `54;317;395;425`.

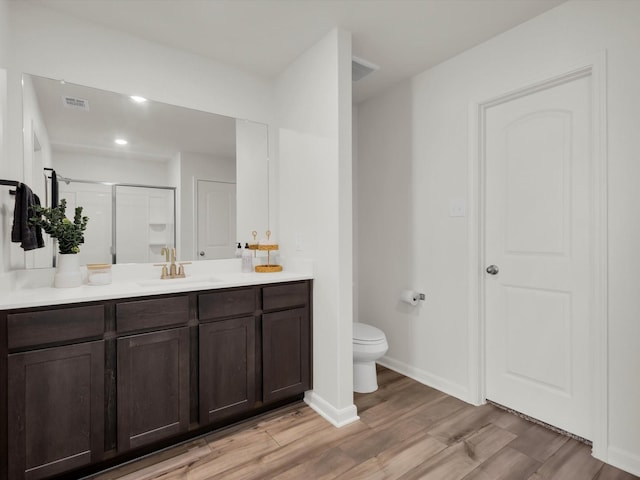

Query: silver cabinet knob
199;251;205;257
486;265;499;275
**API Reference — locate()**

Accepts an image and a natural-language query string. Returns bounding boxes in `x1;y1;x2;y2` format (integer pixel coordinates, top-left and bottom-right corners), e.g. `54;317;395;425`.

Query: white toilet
352;322;389;393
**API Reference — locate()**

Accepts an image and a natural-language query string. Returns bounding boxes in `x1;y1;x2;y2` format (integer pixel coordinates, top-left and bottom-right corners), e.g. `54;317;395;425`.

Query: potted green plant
30;199;89;287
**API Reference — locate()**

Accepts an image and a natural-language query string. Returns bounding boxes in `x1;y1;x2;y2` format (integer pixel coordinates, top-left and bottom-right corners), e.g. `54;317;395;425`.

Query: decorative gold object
248;230;259;250
255;264;283;273
255;230;283;272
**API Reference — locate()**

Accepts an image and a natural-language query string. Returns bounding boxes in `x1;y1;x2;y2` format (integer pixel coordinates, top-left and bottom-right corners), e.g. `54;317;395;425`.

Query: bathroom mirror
20;73;269;268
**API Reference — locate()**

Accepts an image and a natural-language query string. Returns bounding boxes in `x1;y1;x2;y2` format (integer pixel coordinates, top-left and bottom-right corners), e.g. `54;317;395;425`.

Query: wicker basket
255;264;283;273
257;244;279;251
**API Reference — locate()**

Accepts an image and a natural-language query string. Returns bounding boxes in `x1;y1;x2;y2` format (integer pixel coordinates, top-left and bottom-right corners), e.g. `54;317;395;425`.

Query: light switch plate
449;199;466;217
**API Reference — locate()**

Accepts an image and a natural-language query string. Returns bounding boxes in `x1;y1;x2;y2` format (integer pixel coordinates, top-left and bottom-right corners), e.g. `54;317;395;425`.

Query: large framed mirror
20;73;269;268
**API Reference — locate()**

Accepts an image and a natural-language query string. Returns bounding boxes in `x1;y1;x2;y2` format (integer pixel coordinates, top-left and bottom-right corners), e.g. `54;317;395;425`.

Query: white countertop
0;258;313;310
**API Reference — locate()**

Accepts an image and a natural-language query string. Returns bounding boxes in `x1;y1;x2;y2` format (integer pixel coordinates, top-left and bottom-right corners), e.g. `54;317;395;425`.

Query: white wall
1;1;273;272
178;151;235;261
0;0;7;66
352;106;359;323
277;28;356;426
357;0;640;474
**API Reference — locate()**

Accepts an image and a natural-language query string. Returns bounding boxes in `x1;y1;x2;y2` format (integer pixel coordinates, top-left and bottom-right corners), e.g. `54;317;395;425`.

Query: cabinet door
8;341;105;480
199;317;255;424
262;308;310;403
117;328;189;451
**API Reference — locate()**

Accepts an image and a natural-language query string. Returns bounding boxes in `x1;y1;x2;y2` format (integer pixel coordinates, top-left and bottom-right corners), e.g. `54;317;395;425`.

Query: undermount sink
137;276;222;287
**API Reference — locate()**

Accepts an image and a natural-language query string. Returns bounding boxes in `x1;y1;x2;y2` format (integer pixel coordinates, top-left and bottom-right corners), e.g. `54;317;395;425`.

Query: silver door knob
199;251;205;257
486;265;499;275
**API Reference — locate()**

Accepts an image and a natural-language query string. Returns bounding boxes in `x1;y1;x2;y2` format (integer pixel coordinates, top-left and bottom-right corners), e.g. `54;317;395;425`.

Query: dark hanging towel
11;183;45;251
51;169;59;207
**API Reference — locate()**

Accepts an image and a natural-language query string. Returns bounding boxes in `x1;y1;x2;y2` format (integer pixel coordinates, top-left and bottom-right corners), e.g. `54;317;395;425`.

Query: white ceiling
33;0;566;103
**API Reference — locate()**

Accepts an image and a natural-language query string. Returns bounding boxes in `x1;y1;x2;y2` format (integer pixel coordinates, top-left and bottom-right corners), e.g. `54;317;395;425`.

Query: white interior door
484;74;592;439
196;180;236;260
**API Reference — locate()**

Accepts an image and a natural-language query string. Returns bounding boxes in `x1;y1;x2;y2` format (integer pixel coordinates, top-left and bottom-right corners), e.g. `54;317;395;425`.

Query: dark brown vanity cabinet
198;289;257;424
4;306;106;480
115;296;191;451
0;280;311;480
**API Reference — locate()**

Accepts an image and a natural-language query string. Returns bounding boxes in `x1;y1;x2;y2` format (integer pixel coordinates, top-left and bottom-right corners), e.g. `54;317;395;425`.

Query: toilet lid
353;322;386;344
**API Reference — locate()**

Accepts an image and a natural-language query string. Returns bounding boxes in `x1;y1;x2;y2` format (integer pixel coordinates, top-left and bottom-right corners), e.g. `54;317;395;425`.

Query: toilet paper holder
400;290;426;305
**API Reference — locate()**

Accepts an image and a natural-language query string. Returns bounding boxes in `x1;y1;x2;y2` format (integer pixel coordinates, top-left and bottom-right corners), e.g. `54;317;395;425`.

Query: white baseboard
378;356;470;404
607;446;640;477
304;391;359;428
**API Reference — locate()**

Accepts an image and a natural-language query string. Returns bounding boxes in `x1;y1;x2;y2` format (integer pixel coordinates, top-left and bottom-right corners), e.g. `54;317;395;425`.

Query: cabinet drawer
198;288;255;320
262;282;309;311
116;296;189;334
7;305;104;350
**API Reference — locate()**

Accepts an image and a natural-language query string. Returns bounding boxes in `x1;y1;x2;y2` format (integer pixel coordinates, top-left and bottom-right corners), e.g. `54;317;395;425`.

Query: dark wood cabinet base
0;280;312;480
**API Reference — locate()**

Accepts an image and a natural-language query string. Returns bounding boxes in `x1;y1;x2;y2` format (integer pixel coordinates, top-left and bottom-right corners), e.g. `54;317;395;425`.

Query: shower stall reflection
58;179;176;265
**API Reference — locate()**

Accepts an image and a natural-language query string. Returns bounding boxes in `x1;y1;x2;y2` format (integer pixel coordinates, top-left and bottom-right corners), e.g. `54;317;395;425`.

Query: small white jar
87;263;112;286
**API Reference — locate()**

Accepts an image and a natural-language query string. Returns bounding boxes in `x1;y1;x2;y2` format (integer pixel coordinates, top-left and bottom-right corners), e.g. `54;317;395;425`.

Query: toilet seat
353;322;386;345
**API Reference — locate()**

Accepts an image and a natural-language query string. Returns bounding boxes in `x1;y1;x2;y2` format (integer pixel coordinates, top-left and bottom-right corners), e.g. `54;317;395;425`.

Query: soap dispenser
235;242;242;258
241;243;253;273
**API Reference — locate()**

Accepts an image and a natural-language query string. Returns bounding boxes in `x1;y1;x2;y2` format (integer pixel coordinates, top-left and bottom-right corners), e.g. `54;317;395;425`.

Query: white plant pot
54;253;82;288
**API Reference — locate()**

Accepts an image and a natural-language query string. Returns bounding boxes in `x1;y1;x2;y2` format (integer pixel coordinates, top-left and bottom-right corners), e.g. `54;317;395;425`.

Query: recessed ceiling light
114;138;128;145
130;95;147;103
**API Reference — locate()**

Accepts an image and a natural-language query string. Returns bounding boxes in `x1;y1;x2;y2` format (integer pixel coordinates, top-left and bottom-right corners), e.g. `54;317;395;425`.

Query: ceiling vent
352;56;380;82
62;96;90;111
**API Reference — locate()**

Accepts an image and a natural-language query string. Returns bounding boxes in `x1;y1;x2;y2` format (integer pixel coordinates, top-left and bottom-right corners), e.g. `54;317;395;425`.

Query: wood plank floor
88;367;638;480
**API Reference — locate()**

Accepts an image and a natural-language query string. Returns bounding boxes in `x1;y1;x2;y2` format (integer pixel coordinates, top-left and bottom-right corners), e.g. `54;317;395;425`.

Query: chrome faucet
155;247;191;279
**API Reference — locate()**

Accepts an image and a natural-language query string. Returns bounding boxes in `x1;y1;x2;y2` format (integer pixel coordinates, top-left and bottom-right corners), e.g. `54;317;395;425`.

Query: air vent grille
62;96;90;111
352;56;380;82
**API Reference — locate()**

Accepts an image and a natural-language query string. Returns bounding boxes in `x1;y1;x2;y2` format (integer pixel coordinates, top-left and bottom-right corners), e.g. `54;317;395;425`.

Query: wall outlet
295;234;303;252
